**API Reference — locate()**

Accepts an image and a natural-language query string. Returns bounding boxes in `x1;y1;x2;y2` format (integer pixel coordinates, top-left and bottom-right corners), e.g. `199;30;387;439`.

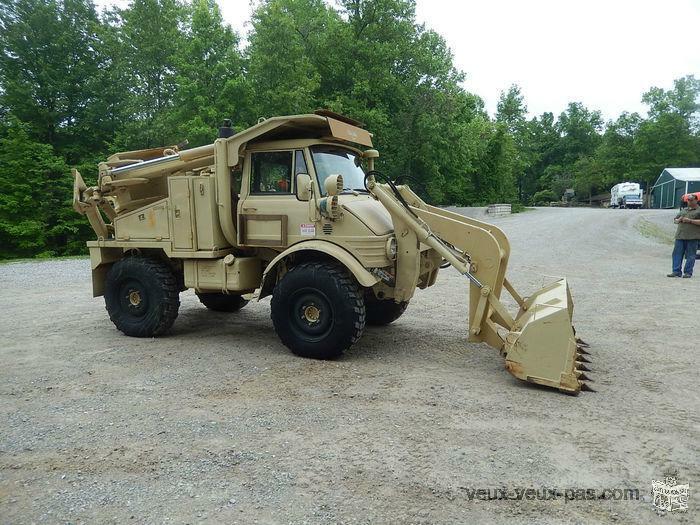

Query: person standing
668;193;700;278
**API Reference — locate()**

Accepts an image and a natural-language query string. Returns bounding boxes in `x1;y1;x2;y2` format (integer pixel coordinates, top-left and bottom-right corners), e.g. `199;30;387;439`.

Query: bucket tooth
577;346;591;355
575;371;592;381
576;353;591;363
576;337;590;348
580;382;596;392
575;362;591;372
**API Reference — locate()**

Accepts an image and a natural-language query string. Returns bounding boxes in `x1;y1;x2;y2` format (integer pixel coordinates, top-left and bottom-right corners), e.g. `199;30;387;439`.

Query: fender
259;240;379;299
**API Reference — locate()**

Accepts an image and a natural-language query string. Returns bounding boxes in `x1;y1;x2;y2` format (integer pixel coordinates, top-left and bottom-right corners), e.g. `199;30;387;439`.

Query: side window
251;151;293;194
231;165;243;222
231;165;242;194
294;150;308;175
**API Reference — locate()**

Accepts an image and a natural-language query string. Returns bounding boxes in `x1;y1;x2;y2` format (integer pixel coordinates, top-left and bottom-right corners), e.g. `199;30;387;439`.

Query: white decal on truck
300;223;316;236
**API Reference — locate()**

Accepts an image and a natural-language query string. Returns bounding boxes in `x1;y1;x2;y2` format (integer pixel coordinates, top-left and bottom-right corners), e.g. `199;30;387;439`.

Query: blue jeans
672;239;699;275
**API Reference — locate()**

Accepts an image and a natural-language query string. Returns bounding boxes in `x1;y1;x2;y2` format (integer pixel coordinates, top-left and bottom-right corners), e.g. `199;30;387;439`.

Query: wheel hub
128;290;142;306
118;279;148;317
288;289;334;342
303;305;321;323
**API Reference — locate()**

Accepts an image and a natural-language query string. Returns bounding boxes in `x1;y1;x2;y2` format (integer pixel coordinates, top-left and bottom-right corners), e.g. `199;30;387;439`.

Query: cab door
239;149;314;248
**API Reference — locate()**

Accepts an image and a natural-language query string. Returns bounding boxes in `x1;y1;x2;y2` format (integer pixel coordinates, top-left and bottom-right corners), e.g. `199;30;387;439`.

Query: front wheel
104;256;180;337
270;262;366;359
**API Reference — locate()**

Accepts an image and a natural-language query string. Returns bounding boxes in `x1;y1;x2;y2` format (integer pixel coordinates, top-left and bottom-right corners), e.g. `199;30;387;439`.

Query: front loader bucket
502;278;591;394
367;183;589;395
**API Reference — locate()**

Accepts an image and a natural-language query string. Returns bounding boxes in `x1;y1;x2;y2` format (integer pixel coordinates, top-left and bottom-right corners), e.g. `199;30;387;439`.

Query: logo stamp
651;475;689;512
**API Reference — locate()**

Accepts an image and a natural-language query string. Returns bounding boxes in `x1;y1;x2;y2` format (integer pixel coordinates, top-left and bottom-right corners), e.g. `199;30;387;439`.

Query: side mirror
296;173;312;201
363;149;379;172
324;174;343;196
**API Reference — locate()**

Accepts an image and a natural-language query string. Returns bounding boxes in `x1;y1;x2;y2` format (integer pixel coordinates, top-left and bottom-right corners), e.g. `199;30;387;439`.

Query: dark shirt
674;207;700;240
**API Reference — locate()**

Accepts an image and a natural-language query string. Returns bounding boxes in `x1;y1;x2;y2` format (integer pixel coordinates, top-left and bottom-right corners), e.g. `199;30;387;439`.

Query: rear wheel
271;262;365;359
104;256;180;337
365;293;409;326
196;292;248;312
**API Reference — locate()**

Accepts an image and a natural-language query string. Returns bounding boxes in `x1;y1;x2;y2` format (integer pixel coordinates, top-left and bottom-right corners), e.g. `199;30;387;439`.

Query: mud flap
503;279;592;394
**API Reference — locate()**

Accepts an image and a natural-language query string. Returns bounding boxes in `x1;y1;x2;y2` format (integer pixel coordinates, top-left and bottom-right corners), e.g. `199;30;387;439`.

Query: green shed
649;168;700;208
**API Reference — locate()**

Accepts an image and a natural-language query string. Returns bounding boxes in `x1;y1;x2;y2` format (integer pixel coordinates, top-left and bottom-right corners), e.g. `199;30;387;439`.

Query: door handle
242;207;257;212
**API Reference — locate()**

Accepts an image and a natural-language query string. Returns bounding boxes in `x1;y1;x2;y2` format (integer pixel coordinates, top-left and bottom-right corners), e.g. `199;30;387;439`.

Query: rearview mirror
296;173;312;201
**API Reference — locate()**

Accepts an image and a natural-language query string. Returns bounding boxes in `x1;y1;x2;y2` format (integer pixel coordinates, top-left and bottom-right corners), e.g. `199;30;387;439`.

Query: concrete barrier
486;203;511;217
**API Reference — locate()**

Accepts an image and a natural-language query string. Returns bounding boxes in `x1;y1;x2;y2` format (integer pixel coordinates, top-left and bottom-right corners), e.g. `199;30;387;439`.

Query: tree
168;0;248;146
591;112;643;190
549;102;603;200
635;76;700;189
247;0;329;117
111;0;186;148
472;123;518;203
0;119;89;258
0;0;697;259
642;75;700;128
555;102;603;167
0;0;104;162
496;84;527;134
496;84;529;201
521;112;560;202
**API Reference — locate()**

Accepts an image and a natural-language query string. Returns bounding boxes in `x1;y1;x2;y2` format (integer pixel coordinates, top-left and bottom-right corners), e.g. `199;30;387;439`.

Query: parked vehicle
610;182;643;208
71;111;590;394
622;194;643;209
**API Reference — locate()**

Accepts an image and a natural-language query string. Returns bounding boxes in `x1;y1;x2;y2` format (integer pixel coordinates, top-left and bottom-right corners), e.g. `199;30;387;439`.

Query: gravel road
1;207;698;524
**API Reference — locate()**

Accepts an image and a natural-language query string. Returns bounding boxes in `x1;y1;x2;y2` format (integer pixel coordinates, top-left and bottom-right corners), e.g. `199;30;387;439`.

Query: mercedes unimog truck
72;111;591;394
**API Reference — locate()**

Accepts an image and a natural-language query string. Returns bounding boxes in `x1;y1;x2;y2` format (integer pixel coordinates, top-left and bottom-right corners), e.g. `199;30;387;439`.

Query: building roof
651;167;700;189
663;168;700;182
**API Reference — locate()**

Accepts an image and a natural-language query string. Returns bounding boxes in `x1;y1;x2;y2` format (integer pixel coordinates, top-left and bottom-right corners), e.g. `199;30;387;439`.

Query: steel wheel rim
118;278;148;318
288;288;334;342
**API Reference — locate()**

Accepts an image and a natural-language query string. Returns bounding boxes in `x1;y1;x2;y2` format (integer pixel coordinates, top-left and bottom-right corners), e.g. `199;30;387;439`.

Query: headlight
385;237;397;260
319;195;339;219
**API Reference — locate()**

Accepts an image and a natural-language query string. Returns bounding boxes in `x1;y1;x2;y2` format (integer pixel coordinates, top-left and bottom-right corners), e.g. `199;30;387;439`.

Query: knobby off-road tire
104;256;180;337
271;262;366;359
364;293;409;326
196;292;248;312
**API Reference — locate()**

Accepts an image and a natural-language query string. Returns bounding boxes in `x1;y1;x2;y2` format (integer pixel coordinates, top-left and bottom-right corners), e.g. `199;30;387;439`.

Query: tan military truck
72;110;591;394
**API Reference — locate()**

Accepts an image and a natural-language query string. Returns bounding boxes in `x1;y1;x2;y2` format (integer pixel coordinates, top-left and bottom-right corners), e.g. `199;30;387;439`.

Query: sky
96;0;700;121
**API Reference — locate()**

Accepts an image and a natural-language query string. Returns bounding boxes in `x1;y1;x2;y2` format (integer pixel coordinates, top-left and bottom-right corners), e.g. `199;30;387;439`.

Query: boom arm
367;180;592;395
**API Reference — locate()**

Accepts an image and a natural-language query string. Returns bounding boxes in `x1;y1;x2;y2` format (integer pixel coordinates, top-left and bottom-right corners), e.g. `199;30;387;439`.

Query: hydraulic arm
367;180;592;394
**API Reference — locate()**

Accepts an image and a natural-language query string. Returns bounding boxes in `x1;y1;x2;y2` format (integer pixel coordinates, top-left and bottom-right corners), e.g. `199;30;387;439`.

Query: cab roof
227;110;373;148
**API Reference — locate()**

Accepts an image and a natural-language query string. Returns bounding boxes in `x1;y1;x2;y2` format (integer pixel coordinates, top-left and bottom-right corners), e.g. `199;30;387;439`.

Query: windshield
310;146;366;194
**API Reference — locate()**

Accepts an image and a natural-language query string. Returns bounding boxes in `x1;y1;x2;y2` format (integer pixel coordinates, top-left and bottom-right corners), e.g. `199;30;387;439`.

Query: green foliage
0;0;104;162
111;0;186;148
169;0;248;146
0;0;698;259
532;189;556;206
509;202;532;214
0;119;90;258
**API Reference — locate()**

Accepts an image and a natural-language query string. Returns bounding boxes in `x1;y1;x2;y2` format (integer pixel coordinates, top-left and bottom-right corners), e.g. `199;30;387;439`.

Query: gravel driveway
1;207;697;524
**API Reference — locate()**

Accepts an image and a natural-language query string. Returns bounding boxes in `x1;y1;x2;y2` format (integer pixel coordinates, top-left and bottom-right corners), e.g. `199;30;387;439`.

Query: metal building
649;168;700;208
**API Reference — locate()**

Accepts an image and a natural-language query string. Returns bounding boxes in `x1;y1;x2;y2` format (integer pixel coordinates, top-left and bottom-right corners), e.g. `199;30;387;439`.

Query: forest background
0;0;698;258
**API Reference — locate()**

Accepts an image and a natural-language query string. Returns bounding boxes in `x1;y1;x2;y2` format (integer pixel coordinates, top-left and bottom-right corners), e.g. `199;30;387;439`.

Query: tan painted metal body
73;111;588;394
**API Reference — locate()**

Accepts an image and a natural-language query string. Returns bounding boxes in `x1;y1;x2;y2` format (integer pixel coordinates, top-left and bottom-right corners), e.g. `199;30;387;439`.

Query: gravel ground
1;207;698;524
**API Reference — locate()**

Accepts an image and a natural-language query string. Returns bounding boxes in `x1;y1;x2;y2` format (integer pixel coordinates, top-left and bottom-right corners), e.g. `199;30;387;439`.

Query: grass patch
635;217;675;245
510;203;536;214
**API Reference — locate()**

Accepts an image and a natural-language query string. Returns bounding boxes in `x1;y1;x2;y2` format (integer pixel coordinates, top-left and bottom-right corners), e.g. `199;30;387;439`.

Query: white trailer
610;182;643;209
